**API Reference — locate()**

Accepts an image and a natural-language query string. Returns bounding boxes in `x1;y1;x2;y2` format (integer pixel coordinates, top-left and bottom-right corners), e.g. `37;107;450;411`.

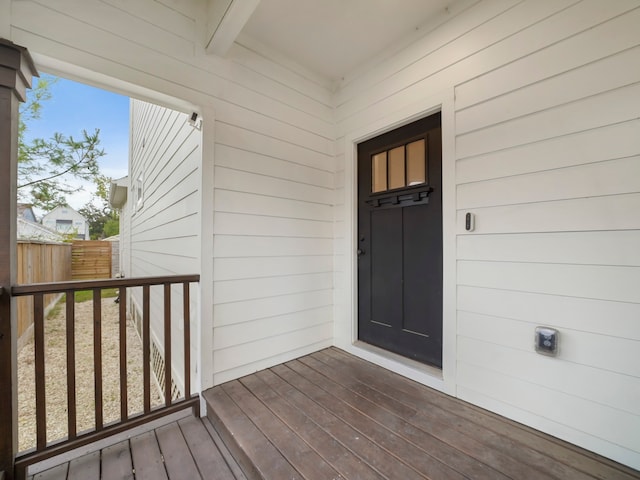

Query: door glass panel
407;139;426;185
388;146;405;189
372;152;387;192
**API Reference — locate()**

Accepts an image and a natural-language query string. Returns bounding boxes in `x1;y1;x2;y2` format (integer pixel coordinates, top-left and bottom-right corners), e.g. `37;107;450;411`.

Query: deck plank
313;349;595;480
259;367;427;480
279;360;469;480
67;450;100;480
240;373;386;480
295;355;517;480
155;422;201;480
205;385;302;480
222;379;344;480
102;439;134;480
130;430;168;480
200;417;248;480
32;463;68;480
323;347;640;480
178;416;238;480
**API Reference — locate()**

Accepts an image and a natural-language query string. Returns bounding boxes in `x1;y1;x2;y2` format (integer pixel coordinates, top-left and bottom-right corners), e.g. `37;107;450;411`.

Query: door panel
357;113;442;367
370;208;402;328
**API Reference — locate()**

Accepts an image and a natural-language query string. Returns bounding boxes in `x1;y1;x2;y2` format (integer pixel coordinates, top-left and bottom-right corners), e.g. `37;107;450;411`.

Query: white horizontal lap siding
212;138;335;380
333;0;640;469
452;3;640;470
128;100;202;393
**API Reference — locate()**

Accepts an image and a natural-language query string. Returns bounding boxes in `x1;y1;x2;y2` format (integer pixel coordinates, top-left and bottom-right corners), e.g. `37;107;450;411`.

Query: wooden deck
27;416;246;480
205;348;640;480
30;347;640;479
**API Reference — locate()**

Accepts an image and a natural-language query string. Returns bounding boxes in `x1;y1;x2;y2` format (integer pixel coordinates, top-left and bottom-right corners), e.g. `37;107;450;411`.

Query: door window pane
388;146;405;190
372;152;387;192
407;140;426;186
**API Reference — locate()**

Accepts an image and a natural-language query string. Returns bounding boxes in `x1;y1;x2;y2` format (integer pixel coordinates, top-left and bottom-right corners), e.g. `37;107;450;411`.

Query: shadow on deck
31;347;640;479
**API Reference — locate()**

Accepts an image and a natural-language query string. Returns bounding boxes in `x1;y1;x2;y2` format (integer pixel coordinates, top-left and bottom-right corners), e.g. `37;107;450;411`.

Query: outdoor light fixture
188;111;202;129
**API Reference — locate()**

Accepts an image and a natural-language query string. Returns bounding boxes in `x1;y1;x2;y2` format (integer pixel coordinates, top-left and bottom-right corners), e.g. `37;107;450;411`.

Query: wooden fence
71;240;112;280
17;242;72;342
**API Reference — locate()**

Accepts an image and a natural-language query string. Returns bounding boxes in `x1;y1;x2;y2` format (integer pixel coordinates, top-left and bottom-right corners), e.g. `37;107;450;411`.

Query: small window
371;139;427;193
135;174;144;211
56;219;72;231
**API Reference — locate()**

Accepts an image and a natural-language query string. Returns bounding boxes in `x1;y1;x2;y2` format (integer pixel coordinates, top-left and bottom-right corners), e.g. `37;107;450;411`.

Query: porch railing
11;274;200;479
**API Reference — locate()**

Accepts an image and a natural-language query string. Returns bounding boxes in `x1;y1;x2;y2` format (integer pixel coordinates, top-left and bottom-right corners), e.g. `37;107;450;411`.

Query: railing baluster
143;285;151;413
34;293;46;450
93;289;103;430
12;274;200;476
119;286;127;421
183;282;190;400
164;283;171;406
164;283;172;405
66;291;76;439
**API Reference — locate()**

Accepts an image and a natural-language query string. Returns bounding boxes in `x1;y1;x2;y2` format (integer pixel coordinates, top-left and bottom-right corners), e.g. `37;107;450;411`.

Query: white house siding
334;0;640;469
41;205;89;239
127;99;201;394
9;0;335;388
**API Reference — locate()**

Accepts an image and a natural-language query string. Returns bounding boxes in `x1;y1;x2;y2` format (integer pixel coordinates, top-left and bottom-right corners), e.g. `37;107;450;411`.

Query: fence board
71;241;112;280
17;242;72;343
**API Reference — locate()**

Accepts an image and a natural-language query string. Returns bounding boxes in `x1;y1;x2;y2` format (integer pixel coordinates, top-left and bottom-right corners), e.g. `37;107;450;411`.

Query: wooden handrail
12;274;200;480
11;274;200;295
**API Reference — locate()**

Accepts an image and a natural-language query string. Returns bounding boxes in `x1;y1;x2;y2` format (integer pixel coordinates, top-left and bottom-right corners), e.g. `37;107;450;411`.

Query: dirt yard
18;295;161;452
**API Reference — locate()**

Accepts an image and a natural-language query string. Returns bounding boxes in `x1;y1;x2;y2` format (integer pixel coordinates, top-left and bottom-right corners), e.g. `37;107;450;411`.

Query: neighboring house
5;0;640;471
41;205;90;240
17;203;37;223
17;203;64;242
17;218;64;243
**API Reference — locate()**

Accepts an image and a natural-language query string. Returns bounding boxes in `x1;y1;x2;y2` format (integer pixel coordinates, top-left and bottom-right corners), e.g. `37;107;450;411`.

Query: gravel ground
18;296;161;452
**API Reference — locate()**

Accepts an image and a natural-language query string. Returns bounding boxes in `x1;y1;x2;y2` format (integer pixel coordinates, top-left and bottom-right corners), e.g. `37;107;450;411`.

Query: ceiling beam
205;0;260;56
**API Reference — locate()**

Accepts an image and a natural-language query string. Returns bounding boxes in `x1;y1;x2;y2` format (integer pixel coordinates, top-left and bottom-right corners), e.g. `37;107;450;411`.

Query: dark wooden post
0;39;37;480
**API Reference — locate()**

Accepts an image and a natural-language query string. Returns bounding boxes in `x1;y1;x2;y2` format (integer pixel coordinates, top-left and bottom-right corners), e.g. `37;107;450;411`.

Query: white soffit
240;0;452;81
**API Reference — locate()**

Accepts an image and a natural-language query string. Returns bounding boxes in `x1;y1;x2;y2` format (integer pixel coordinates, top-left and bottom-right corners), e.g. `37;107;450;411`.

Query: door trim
336;88;457;395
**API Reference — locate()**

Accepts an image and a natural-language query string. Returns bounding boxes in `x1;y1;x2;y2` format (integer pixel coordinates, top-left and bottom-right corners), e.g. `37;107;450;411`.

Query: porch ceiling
240;0;453;81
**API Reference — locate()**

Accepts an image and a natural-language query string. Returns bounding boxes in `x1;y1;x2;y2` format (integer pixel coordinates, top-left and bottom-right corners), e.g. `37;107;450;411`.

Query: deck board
178;416;239;480
101;440;134;480
222;380;343;480
129;430;168;480
204;347;640;480
27;417;243;480
322;347;638;480
67;451;100;480
293;356;513;480
155;422;201;480
305;352;573;480
32;463;67;480
207;384;302;480
255;367;424;480
277;361;466;480
240;373;385;480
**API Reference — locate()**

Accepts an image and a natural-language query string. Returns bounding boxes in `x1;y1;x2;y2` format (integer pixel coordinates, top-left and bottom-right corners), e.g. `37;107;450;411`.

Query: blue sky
22;73;130;212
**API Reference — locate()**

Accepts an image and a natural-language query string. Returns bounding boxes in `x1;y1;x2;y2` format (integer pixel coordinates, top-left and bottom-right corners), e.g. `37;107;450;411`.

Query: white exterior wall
334;0;640;469
17;218;64;242
8;0;334;390
41;205;89;239
126;99;201;393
